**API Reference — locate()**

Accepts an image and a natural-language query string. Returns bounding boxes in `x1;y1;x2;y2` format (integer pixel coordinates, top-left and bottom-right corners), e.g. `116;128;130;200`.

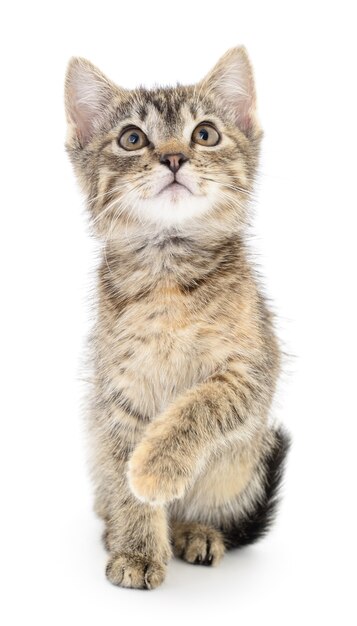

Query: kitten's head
65;47;261;240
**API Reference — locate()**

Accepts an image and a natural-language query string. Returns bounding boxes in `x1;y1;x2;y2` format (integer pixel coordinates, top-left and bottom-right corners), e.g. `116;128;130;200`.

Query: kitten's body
65;48;290;589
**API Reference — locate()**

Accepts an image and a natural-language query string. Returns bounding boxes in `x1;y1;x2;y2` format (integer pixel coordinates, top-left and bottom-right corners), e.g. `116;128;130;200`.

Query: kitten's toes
172;522;225;566
106;553;166;590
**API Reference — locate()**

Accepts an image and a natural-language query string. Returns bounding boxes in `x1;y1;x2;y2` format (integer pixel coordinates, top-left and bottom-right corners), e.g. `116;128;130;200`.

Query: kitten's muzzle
159;152;189;174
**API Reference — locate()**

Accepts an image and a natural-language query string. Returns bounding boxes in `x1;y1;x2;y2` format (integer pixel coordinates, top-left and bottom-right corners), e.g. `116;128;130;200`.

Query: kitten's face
65;48;261;239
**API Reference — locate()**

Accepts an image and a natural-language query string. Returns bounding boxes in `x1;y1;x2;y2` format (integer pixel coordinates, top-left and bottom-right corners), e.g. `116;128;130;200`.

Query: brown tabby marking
65;46;290;590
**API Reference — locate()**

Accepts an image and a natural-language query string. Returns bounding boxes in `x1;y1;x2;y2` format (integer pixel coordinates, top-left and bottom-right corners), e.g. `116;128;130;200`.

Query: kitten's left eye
118;126;149;151
192;123;220;147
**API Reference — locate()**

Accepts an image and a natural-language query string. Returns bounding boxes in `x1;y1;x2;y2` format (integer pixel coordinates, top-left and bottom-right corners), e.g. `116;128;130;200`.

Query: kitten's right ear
65;57;122;146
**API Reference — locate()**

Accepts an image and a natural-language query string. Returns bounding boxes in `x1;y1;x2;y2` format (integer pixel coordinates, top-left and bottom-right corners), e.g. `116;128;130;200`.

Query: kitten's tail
221;426;291;549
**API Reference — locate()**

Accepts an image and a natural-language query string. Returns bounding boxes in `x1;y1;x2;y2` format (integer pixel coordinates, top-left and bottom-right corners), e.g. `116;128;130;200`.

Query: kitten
65;47;290;590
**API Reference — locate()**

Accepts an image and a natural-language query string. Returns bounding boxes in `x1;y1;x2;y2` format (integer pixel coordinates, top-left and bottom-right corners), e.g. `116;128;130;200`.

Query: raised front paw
127;435;191;505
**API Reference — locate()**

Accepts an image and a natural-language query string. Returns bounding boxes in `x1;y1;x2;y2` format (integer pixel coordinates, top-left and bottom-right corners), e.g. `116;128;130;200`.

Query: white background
1;1;356;624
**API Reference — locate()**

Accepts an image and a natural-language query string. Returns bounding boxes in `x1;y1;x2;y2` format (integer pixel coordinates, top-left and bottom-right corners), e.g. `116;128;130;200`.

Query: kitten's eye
192;123;220;147
118;127;149;151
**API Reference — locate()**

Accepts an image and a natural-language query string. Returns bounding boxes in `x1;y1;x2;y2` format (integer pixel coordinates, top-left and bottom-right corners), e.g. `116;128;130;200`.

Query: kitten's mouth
157;180;192;196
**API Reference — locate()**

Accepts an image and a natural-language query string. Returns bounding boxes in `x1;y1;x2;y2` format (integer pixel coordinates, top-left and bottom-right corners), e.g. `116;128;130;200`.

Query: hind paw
172;522;225;566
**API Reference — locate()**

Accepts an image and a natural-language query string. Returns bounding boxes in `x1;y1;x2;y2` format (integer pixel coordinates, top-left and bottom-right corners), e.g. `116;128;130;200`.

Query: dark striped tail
222;426;291;549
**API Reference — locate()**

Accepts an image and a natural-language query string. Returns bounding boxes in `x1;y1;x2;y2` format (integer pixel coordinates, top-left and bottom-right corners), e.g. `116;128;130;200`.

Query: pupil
129;133;139;144
199;129;209;141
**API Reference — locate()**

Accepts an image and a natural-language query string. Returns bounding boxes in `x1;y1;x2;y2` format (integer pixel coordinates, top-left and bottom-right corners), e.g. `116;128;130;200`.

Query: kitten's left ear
199;47;259;137
65;57;123;146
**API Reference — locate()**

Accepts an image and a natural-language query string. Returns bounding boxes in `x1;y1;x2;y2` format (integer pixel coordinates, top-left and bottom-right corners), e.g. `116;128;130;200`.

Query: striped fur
65;47;289;589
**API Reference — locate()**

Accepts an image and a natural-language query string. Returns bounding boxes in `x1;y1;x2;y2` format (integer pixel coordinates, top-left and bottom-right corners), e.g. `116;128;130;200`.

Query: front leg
128;362;269;504
104;472;172;589
93;422;172;591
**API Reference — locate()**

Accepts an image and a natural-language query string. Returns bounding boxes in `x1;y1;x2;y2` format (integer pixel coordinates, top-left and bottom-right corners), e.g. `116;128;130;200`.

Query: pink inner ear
237;106;254;134
202;48;257;136
66;60;115;146
238;72;256;134
228;77;256;134
67;82;100;145
71;98;95;144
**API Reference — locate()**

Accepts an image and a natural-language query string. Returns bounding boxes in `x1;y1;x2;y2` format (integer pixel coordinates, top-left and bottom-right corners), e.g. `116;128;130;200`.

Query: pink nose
160;152;188;174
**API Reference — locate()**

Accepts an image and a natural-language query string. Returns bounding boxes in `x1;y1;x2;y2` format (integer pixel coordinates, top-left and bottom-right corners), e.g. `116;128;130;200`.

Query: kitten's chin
133;194;213;227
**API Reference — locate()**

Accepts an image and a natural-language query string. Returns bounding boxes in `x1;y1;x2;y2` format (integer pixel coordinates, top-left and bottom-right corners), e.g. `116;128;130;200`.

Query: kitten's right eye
118;126;149;151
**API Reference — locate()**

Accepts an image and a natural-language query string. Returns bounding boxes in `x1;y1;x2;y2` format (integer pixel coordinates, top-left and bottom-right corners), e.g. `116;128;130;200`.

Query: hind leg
170;426;290;557
169;443;250;566
172;521;225;566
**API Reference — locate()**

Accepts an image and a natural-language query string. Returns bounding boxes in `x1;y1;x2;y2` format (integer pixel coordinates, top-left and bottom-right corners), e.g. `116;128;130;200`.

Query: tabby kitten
65;47;290;590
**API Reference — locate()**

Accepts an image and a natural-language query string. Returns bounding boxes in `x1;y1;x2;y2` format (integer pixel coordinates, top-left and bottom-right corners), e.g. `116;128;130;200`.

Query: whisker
200;175;253;198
